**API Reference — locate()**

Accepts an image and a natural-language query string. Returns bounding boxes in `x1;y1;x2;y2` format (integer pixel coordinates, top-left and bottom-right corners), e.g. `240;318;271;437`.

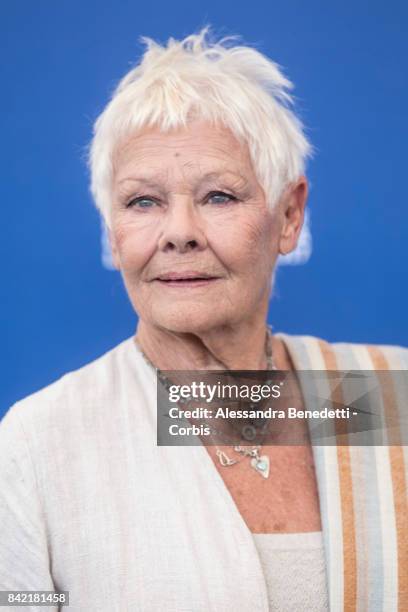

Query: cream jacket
0;333;407;611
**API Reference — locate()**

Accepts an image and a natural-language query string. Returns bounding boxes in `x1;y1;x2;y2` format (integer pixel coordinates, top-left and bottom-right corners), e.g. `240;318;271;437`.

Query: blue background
1;1;407;417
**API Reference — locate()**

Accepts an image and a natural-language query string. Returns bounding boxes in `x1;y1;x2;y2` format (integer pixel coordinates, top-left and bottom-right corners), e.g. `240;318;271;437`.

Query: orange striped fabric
318;339;358;612
367;346;408;612
278;332;408;611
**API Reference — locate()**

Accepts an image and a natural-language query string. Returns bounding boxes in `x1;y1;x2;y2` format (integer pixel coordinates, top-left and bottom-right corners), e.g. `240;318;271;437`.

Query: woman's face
109;120;305;333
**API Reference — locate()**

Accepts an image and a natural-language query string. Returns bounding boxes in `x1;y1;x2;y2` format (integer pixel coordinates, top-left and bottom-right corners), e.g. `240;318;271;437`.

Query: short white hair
89;27;312;227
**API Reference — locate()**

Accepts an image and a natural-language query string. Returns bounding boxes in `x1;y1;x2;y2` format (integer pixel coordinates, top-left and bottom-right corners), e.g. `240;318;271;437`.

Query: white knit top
252;531;329;611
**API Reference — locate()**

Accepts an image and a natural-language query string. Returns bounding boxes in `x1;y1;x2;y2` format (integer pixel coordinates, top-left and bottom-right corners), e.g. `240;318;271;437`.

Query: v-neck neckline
188;331;323;534
127;331;324;529
128;335;271;610
125;332;356;610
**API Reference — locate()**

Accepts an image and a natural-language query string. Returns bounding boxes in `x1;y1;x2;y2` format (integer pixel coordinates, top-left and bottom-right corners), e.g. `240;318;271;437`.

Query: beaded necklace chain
135;325;277;479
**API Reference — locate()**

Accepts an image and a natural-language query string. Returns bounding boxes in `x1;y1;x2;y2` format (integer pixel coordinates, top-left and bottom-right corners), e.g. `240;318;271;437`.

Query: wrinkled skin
109;120;308;370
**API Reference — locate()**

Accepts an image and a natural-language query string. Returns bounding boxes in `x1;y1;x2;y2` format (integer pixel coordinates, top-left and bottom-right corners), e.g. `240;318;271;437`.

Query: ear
278;177;308;255
107;227;121;270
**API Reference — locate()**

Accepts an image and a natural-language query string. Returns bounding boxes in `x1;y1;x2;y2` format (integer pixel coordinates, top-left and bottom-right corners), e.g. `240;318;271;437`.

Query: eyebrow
116;177;163;189
116;171;249;188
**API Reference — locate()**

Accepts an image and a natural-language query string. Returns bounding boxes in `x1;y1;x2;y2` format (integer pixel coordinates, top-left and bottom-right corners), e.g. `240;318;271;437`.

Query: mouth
153;272;221;288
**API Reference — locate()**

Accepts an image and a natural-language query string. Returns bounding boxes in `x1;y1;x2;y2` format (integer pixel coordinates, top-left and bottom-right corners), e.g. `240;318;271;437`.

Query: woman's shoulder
0;335;146;443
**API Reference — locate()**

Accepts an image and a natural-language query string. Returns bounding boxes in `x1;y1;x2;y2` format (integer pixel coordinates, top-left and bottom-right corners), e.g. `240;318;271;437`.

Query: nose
157;199;207;253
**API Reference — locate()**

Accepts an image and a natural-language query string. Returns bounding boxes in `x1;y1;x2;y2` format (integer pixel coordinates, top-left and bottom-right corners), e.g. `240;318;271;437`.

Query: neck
135;317;272;371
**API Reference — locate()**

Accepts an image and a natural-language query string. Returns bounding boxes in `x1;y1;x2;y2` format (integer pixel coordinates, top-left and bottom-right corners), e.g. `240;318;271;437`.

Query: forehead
112;120;255;184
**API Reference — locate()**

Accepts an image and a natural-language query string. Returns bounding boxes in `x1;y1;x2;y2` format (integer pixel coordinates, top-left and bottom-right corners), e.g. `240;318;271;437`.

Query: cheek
209;211;277;272
112;222;156;275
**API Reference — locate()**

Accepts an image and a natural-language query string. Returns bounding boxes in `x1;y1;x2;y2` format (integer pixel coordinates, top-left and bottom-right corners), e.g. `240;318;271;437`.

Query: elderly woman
1;29;407;612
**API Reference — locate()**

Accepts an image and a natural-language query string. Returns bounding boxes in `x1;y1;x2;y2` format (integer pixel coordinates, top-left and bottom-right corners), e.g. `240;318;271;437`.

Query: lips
152;271;221;287
155;272;218;281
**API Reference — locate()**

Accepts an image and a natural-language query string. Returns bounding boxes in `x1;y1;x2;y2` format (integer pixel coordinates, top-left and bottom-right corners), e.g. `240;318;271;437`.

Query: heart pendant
250;455;270;478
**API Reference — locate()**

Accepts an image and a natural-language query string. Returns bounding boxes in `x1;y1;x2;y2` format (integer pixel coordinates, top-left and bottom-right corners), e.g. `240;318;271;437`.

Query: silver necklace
135;325;277;479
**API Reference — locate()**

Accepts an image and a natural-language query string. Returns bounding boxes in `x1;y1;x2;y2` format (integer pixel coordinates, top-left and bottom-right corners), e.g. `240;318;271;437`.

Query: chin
149;303;231;335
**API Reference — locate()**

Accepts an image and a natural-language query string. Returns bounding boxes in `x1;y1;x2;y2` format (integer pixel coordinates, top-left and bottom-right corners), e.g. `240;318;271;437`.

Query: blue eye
127;197;157;209
207;191;237;204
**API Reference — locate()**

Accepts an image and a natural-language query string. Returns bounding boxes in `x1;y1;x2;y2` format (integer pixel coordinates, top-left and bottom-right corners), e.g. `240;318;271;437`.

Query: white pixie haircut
89;27;312;228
